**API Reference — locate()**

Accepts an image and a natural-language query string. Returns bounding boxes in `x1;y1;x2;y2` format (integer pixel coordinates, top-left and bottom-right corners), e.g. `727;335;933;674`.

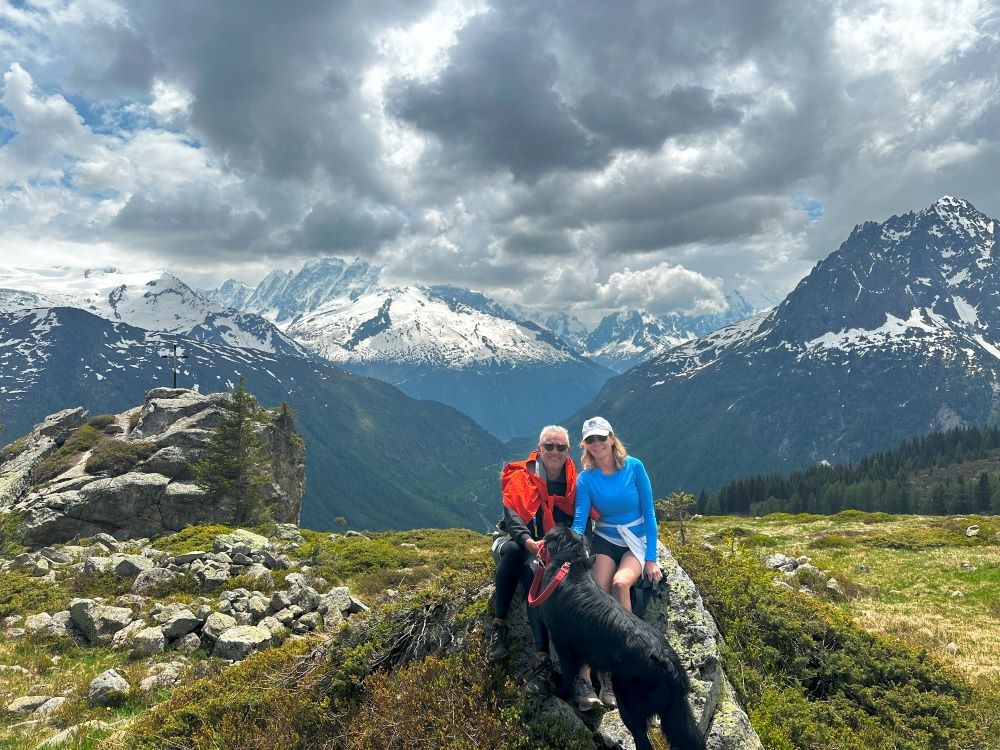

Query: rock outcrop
0;388;306;546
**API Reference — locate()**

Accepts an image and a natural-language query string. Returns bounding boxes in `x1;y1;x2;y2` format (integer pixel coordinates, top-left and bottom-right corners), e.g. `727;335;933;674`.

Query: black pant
493;539;549;654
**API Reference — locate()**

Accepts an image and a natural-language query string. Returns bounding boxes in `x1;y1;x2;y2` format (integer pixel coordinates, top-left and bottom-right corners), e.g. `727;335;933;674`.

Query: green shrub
0;511;27;557
0;571;66;619
345;654;535;750
674;543;984;749
151;524;235;555
117;639;329;750
32;425;105;483
129;409;141;430
0;436;27;462
809;534;852;549
85;440;158;476
87;414;118;429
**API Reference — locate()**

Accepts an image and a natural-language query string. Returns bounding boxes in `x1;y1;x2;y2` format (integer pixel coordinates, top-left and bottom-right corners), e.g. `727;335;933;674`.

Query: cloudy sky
0;0;998;323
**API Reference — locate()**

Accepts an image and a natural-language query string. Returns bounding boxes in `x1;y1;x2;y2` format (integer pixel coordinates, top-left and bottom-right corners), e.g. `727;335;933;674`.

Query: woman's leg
591;552;617;594
611;552;643;612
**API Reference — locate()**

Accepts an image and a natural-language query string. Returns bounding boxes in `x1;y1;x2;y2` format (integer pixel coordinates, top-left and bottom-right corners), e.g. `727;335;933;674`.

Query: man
488;425;601;708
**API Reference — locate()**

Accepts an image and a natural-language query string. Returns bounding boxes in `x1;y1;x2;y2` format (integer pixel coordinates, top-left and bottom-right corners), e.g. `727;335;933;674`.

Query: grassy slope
2;515;996;749
674;512;999;747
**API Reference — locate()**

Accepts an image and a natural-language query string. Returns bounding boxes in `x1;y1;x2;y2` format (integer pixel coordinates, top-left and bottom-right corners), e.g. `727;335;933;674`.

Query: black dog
535;526;706;750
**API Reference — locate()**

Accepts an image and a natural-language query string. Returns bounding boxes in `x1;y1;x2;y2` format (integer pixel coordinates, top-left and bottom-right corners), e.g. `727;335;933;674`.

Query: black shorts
589;534;630;565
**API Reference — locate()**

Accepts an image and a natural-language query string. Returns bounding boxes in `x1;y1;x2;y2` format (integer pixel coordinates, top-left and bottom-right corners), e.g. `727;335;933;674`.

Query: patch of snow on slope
952;297;978;325
806;308;939;351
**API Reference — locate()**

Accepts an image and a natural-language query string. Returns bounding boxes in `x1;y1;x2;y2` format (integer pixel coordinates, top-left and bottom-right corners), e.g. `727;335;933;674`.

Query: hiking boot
487;620;509;661
525;655;554;696
573;676;601;711
598;672;617;708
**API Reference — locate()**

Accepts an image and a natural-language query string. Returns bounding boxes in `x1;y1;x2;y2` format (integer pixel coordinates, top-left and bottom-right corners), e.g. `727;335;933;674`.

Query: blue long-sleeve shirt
571;456;657;561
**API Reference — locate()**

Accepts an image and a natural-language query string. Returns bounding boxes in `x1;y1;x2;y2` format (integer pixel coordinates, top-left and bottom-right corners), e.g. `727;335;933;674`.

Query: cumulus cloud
595;264;727;316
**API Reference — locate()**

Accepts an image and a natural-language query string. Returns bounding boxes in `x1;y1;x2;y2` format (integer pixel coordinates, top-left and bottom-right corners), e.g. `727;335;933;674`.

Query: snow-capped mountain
204;259;612;439
0;267;307;357
231;257;381;326
584;291;756;372
202;278;254;310
572;196;1000;493
0;306;505;531
286;284;611;439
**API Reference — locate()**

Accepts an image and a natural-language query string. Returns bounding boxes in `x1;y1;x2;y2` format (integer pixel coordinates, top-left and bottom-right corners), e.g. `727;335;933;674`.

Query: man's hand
524;538;539;555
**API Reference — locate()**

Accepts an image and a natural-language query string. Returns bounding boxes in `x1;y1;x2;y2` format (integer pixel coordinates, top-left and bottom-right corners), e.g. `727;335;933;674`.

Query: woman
571;415;662;708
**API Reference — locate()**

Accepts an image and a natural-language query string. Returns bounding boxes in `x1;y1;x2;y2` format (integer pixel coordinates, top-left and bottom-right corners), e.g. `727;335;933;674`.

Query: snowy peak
0;266;306;357
234;257;381;325
287;284;596;369
768;197;1000;352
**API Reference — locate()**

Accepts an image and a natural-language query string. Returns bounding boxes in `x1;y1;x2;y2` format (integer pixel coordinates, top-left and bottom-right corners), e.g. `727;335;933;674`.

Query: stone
202;612;238;641
90;532;120;551
826;578;845;597
0;664;31;677
112;554;154;577
966;525;980;537
298;612;322;631
36;719;112;748
161;609;201;639
257;616;287;639
269;590;293;613
214;529;271;553
764;553;798;572
173;551;208;565
111;619;147;650
174;632;201;654
83;556;113;575
24;612;52;631
88;669;130;706
131;627;167;658
139;662;182;693
70;599;135;644
36;696;66;715
132;567;179;594
317;587;352;615
38;547;72;564
6;695;51;713
198;567;231;590
213;625;272;661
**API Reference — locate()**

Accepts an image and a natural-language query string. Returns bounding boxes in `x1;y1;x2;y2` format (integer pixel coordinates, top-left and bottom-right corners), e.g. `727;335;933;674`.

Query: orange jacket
501;451;593;535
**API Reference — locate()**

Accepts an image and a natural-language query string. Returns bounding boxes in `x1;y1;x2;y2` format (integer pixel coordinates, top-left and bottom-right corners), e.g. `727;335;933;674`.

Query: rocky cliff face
0;388;306;547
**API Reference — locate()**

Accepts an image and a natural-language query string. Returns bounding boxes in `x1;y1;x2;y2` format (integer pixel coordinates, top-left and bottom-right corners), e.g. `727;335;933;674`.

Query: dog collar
527;561;570;607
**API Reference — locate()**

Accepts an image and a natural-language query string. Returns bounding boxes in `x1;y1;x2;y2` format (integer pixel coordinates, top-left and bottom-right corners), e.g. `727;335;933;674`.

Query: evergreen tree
195;378;273;525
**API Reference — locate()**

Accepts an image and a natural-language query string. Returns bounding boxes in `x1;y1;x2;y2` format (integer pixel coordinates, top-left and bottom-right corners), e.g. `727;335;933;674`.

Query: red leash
527;541;570;607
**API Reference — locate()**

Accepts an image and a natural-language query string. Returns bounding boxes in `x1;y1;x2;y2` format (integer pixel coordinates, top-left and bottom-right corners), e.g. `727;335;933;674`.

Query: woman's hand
524;538;540;555
643;560;662;583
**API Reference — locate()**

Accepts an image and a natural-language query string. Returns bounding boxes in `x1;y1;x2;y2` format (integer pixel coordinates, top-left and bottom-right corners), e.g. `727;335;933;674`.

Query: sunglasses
541;443;569;452
584;435;609;444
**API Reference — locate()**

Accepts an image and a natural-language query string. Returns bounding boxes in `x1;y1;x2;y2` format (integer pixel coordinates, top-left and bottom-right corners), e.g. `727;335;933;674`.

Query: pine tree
195;378;274;526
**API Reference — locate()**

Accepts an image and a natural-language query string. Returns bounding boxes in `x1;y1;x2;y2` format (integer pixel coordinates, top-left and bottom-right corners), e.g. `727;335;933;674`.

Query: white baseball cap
582;416;612;439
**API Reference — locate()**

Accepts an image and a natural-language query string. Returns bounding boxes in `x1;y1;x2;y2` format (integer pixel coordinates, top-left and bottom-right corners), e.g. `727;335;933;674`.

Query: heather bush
84;439;158;476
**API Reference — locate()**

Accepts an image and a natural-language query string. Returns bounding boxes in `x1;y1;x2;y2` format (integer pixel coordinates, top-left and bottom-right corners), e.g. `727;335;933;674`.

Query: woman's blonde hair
580;432;628;472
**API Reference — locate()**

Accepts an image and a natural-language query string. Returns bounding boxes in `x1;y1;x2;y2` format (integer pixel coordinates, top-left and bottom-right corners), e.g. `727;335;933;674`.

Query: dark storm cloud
297;200;406;255
71;0;433;198
388;15;605;180
110;186;267;253
503;231;575;257
574;85;745;152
